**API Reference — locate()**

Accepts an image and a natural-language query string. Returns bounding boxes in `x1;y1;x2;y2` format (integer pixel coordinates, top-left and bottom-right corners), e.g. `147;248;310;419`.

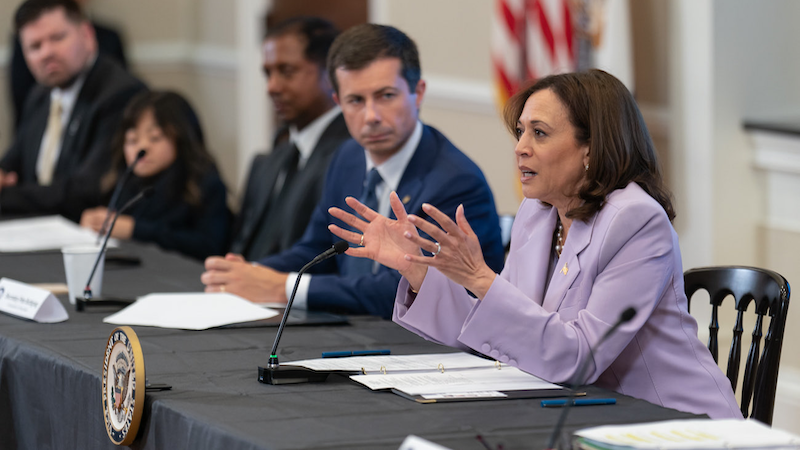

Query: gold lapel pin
402;195;411;204
561;263;568;275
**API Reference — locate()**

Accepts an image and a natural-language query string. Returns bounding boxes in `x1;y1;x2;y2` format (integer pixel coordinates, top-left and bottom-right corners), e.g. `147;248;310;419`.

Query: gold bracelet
409;286;419;294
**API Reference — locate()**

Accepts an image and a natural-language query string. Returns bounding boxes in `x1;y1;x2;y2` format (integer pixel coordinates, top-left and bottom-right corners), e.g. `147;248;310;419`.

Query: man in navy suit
0;0;145;217
202;24;503;319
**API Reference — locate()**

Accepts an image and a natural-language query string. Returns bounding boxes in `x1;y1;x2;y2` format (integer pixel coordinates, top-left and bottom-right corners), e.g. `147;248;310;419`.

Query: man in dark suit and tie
0;0;145;217
229;17;351;260
8;0;128;131
202;24;504;319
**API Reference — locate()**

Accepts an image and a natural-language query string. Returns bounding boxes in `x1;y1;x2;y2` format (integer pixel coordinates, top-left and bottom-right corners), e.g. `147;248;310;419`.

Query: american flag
492;0;633;108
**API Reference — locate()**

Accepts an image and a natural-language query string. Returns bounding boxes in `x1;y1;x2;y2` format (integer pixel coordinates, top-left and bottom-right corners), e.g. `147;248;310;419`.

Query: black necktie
237;143;300;259
345;168;383;275
279;144;300;196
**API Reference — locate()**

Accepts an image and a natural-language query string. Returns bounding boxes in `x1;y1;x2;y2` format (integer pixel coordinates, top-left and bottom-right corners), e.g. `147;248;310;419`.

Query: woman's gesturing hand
328;192;428;289
404;203;496;299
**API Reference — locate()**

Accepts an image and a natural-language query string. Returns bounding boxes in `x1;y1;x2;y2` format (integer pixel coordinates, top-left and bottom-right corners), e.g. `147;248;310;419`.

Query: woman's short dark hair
326;23;421;94
503;69;675;222
103;91;215;206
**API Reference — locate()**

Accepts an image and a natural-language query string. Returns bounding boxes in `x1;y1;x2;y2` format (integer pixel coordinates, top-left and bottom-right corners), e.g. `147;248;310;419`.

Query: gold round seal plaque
102;326;145;446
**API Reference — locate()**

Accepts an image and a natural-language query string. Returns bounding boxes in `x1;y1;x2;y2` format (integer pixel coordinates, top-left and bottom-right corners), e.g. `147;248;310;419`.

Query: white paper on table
103;292;279;330
351;365;561;395
574;418;800;449
288;352;499;373
0;215;118;252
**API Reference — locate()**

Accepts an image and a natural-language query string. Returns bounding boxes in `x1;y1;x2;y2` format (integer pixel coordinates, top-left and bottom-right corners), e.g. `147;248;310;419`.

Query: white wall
670;0;800;433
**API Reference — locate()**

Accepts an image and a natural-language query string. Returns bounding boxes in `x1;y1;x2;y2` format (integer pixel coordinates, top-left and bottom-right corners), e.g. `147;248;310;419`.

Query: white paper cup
61;245;106;304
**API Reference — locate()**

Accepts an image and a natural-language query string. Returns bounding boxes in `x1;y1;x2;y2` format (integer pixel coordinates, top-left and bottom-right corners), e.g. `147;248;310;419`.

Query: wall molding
129;41;237;74
423;75;496;116
0;41;237;73
422;73;673;139
751;130;800;174
2;38;673;139
767;218;800;235
750;129;800;231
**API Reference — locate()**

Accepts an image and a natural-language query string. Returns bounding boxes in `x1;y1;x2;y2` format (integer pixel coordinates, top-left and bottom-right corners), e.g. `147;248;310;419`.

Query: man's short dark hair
264;17;339;69
326;24;421;94
14;0;86;34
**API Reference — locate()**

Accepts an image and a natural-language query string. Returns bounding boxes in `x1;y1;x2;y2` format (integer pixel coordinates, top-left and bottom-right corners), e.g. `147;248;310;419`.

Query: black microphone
545;307;637;450
258;240;349;384
77;187;154;312
96;149;146;244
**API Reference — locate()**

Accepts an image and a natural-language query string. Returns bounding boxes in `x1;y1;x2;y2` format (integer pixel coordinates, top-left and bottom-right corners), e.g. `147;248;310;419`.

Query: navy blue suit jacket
259;124;504;319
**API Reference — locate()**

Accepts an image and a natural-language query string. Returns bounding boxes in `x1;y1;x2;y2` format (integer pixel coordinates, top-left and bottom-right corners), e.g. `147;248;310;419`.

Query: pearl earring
585;164;589;171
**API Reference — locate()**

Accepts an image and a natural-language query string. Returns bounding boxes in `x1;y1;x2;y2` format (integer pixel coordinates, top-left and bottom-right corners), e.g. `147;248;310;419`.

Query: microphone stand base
258;365;330;385
76;297;136;312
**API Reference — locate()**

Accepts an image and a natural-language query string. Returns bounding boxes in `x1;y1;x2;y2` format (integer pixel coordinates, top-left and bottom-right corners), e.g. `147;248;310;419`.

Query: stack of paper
287;352;565;400
0;216;117;252
103;292;279;330
574;419;800;450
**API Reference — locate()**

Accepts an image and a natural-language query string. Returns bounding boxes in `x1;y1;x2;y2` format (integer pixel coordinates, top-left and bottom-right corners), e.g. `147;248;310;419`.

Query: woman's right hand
328;192;428;289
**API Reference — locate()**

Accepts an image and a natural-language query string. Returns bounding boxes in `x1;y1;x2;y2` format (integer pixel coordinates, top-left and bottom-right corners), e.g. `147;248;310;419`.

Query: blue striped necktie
345;168;382;275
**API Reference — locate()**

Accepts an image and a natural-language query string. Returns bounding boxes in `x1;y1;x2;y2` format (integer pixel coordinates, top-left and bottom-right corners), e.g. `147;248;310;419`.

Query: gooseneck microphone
258;240;349;384
545;307;637;450
77;187;154;312
96;149;146;244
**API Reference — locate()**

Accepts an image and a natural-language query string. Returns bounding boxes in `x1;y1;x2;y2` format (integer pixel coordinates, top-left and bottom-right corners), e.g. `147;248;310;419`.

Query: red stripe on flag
493;57;517;100
499;0;522;44
532;0;556;61
563;0;574;58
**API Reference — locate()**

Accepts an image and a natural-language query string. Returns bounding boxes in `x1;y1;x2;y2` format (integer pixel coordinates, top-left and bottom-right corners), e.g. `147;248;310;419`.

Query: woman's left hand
405;203;497;299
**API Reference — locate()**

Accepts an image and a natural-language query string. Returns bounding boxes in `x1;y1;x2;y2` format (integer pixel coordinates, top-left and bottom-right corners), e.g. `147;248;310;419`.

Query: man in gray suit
0;0;145;217
229;17;351;260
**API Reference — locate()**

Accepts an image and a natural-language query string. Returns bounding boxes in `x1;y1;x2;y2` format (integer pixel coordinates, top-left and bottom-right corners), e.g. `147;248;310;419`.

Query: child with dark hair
79;90;231;260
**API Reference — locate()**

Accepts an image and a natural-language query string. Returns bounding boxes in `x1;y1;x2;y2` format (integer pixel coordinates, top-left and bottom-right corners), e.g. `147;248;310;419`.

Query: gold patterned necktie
38;96;64;186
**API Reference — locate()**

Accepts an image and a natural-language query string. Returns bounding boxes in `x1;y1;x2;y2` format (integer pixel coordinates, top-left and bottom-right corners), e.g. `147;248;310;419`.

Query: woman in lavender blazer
329;70;741;419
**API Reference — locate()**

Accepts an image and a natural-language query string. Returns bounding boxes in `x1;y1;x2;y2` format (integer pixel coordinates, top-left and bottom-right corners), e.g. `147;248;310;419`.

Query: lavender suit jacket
394;182;742;419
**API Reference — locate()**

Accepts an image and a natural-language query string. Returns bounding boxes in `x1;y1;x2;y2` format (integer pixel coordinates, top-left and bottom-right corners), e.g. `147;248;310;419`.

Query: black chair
684;266;790;425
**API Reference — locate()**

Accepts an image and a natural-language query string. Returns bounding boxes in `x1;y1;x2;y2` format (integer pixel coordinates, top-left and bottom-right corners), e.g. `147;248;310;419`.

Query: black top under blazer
94;162;231;261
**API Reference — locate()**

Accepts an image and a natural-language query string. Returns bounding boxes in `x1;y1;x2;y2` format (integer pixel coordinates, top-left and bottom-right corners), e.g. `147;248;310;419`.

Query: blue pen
321;349;391;358
540;398;617;408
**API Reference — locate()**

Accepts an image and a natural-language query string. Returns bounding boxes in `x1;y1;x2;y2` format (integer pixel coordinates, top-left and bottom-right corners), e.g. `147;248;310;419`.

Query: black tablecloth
0;243;700;449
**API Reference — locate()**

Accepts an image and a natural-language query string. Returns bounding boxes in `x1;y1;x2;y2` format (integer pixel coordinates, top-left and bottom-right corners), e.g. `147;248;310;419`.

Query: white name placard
398;435;452;450
0;278;68;323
